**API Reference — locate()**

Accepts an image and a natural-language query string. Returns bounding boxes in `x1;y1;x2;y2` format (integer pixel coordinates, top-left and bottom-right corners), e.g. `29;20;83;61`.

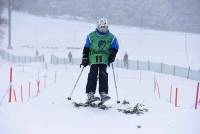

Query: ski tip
117;101;120;104
67;97;71;100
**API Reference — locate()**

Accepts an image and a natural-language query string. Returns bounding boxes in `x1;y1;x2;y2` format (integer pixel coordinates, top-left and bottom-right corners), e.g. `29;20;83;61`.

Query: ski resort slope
0;10;200;134
0;63;199;134
1;11;200;69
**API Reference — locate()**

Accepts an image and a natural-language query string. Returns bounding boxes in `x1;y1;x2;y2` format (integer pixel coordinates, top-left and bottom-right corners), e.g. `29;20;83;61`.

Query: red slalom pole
8;66;13;102
175;88;178;107
195;82;199;110
21;85;23;102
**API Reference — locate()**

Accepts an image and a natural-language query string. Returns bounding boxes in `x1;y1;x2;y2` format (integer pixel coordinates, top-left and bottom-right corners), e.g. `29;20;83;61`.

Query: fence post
25;56;27;63
148;60;150;71
56;57;58;64
22;63;25;72
173;65;176;76
175;88;178;107
161;63;163;73
187;66;190;79
42;55;44;62
18;56;20;63
137;60;139;70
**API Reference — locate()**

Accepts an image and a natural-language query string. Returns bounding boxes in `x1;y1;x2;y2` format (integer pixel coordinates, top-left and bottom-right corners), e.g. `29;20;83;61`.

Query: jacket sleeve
108;36;119;64
111;36;119;50
84;35;91;48
82;35;90;60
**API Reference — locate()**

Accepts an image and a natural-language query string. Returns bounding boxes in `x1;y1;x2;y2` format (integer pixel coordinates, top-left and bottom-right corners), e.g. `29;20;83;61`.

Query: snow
1;11;200;69
0;64;199;134
0;11;200;134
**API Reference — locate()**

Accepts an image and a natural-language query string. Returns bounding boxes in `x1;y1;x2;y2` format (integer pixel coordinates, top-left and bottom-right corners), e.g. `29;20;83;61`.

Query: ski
73;102;97;108
73;101;111;110
71;95;112;110
97;104;111;110
85;96;100;104
98;96;111;105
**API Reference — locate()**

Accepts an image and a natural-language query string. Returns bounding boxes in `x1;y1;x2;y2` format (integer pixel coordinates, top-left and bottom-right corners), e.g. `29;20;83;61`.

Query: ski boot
99;92;111;105
86;92;100;104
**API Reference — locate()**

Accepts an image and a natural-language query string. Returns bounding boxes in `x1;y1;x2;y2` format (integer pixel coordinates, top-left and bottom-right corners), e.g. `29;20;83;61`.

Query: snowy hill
0;11;200;134
1;11;200;70
9;0;200;33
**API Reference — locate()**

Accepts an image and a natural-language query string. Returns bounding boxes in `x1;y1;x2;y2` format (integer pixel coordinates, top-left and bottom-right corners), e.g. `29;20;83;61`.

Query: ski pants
86;64;108;94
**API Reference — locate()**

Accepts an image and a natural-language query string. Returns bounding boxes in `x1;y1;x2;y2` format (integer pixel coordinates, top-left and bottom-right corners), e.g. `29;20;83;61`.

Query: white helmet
97;18;109;33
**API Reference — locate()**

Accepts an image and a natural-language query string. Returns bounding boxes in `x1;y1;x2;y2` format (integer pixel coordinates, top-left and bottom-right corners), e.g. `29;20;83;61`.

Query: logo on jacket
98;40;106;50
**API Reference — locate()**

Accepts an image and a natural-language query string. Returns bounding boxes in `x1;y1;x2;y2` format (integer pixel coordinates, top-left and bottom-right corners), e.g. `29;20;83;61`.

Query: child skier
80;18;119;103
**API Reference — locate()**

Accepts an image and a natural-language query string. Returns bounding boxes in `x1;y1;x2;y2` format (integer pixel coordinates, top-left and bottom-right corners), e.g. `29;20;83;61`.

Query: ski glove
80;47;89;67
80;58;89;67
108;48;118;65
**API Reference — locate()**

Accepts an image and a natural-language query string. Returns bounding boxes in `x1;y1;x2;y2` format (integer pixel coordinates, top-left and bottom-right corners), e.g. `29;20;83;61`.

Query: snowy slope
0;64;199;134
0;11;200;134
1;11;200;69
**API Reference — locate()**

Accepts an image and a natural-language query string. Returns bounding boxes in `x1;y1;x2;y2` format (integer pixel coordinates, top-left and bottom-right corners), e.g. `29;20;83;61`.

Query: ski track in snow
0;64;200;134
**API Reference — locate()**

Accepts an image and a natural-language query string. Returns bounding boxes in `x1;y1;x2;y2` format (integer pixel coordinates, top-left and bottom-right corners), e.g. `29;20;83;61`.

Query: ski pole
112;63;120;104
67;67;84;100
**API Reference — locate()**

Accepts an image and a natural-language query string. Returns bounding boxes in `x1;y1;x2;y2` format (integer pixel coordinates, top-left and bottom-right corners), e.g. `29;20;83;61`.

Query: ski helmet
97;18;109;33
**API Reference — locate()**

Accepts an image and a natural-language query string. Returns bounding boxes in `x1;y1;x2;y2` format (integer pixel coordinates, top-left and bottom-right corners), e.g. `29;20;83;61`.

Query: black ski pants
86;64;108;94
